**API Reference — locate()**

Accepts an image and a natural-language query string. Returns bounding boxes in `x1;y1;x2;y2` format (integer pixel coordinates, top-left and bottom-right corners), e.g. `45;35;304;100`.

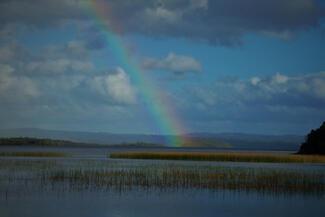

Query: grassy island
110;151;325;163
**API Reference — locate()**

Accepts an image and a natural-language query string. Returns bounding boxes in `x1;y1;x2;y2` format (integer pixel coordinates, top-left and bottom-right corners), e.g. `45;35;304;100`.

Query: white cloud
272;73;288;84
0;40;136;106
191;71;325;109
89;67;137;105
190;0;209;10
310;75;325;99
144;7;180;24
143;52;202;74
250;77;261;86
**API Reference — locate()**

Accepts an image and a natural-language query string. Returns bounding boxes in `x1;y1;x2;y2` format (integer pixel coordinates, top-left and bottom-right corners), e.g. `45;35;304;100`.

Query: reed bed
1;158;324;195
45;166;325;194
110;151;325;163
0;152;68;158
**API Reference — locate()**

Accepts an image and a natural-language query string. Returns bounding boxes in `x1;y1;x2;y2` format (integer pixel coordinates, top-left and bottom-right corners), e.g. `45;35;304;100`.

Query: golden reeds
110;152;325;163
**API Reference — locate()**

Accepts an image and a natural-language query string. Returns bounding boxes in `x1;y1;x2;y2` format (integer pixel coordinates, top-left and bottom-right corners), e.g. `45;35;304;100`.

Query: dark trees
298;122;325;155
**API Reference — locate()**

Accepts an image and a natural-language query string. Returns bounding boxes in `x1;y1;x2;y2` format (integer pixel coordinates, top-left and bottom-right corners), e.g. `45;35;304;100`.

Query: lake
0;146;324;217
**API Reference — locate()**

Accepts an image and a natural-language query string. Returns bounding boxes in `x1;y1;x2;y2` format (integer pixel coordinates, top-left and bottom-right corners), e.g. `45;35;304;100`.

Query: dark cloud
0;0;324;45
0;40;94;76
0;0;87;27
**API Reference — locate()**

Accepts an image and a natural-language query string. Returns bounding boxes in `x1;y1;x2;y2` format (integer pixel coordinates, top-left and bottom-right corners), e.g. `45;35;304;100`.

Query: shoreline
110;151;325;163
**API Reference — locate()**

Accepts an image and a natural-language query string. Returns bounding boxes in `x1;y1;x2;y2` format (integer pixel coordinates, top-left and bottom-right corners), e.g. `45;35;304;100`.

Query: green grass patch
110;151;325;163
0;151;69;158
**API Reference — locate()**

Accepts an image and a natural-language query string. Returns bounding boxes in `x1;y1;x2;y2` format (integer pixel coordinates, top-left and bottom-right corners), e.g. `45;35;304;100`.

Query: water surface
0;146;324;217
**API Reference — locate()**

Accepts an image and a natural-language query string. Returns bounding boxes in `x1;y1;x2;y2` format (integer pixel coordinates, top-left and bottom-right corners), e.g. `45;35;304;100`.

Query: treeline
0;137;79;147
0;137;163;148
110;142;164;148
298;122;325;155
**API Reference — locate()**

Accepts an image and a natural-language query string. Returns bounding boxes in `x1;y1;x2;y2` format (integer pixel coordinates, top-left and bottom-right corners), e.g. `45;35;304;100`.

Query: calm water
1;189;324;217
0;146;324;217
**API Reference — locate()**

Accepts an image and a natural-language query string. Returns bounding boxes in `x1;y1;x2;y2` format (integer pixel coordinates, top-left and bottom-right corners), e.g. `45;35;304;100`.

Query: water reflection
1;188;324;217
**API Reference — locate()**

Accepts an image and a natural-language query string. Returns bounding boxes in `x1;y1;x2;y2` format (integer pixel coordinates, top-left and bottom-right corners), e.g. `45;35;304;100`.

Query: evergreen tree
298;122;325;155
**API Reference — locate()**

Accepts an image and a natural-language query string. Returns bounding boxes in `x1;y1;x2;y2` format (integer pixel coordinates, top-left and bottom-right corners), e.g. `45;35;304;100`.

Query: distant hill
0;137;163;148
0;128;304;151
0;137;82;147
0;128;166;145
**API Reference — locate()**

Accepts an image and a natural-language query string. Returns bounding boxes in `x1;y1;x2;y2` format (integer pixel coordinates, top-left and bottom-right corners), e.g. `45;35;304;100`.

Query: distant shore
110;151;325;163
0;151;68;158
0;137;164;148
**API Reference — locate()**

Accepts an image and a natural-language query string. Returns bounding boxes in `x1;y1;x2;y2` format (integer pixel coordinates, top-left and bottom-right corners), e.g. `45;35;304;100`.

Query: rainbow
85;0;188;147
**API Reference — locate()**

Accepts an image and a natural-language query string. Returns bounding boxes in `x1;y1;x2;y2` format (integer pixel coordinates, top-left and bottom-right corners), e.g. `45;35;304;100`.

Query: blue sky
0;0;324;135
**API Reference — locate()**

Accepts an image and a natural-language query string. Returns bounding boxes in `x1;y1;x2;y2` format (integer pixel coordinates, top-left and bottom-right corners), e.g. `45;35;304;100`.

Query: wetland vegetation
1;149;324;217
0;151;68;158
110;151;325;163
0;137;80;147
0;158;324;195
46;166;324;194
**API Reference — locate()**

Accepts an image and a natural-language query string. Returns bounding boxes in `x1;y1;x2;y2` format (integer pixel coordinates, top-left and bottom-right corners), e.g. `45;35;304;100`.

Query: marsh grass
110;152;325;163
0;152;68;158
45;166;324;194
1;158;324;195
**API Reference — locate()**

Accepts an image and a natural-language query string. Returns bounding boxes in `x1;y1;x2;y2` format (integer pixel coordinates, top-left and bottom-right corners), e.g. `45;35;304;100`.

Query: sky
0;0;324;135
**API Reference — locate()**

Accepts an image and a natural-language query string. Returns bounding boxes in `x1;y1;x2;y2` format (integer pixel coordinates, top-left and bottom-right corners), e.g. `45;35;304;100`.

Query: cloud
89;67;137;104
162;71;324;134
0;0;87;27
110;0;325;45
190;72;325;109
0;44;15;62
0;42;30;63
0;64;40;102
41;40;90;59
0;0;324;46
0;65;138;132
0;39;136;106
142;52;202;74
25;59;94;74
271;73;289;84
143;6;181;24
0;40;94;76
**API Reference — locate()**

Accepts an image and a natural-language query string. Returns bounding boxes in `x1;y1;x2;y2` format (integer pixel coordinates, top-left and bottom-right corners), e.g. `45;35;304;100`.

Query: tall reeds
110;152;325;163
1;158;324;195
43;166;325;194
